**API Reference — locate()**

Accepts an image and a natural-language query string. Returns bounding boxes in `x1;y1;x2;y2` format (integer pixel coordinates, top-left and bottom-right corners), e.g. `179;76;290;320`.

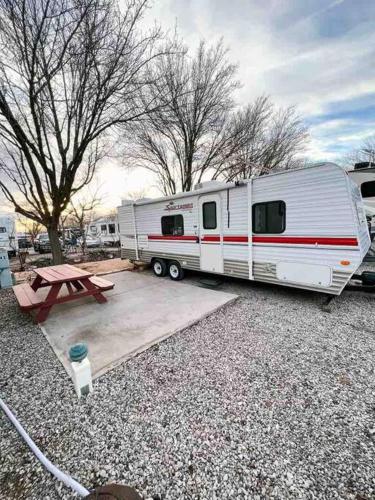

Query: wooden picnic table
13;264;114;323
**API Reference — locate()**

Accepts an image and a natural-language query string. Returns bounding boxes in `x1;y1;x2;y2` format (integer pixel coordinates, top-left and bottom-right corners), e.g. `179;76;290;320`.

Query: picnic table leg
31;275;43;291
80;278;107;304
36;283;62;323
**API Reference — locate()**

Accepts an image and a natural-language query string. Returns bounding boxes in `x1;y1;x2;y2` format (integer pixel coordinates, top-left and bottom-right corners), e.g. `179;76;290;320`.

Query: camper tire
168;261;185;281
152;258;167;277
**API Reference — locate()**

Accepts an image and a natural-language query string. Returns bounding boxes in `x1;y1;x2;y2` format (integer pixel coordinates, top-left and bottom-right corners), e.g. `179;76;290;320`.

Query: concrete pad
40;271;237;379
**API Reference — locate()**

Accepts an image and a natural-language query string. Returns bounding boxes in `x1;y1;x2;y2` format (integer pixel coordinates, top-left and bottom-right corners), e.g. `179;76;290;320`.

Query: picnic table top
34;264;93;284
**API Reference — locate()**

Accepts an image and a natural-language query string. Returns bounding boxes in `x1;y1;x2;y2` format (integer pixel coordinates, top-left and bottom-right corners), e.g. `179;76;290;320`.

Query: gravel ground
1;269;375;499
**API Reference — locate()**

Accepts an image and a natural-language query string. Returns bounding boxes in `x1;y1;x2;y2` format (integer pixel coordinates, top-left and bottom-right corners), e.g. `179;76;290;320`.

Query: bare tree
0;0;165;263
124;188;149;200
64;190;101;254
28;221;43;243
215;97;308;182
129;39;240;195
361;137;375;165
343;135;375;168
17;216;43;243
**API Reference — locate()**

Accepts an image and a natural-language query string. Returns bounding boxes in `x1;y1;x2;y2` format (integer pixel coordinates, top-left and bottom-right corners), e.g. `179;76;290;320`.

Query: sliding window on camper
161;215;184;236
252;200;286;233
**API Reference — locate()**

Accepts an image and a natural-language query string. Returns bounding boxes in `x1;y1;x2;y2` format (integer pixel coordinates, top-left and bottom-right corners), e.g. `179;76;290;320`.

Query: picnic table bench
13;264;114;323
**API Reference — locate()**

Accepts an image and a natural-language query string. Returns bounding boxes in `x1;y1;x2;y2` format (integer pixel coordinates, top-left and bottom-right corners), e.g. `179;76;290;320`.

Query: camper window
101;224;107;235
108;223;116;234
361;181;375;198
0;227;6;233
202;202;217;230
253;201;286;233
161;215;184;236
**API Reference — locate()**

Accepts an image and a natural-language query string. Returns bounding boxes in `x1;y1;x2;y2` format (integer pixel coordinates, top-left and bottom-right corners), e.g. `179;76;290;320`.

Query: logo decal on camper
165;201;193;211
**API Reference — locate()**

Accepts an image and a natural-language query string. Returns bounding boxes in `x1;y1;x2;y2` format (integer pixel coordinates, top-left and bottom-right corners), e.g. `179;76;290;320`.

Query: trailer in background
348;163;375;241
0;214;18;257
118;163;371;296
86;216;120;247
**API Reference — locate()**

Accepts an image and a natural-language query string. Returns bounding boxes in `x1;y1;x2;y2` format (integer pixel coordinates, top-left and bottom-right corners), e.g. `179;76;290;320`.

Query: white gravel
1;270;375;499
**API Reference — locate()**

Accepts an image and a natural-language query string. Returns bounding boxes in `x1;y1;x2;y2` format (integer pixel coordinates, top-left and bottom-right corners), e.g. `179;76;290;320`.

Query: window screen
252;200;286;234
361;181;375;198
161;215;184;236
202;202;217;230
108;223;116;234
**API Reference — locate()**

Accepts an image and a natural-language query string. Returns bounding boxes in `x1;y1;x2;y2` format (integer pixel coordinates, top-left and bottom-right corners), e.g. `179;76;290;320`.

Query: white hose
0;397;90;497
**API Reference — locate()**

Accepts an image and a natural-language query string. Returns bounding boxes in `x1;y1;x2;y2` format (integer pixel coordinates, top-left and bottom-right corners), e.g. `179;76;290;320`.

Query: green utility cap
69;343;88;362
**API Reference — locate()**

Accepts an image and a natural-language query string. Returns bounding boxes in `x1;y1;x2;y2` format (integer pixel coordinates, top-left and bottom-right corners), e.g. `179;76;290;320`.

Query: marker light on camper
340;260;351;266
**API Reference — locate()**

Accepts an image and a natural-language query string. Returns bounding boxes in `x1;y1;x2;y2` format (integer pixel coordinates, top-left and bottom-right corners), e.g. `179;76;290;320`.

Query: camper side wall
119;205;137;260
251;165;364;294
220;186;249;278
129;197;201;269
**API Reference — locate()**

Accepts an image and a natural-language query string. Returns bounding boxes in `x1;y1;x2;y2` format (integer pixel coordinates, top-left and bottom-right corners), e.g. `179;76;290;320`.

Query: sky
96;0;375;208
2;0;375;213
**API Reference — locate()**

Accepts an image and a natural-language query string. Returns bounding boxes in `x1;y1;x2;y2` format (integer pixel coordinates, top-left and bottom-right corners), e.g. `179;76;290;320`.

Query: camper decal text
165;202;193;212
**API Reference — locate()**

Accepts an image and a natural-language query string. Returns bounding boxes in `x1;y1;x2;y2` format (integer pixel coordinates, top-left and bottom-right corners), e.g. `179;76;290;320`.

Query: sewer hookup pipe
0;397;90;497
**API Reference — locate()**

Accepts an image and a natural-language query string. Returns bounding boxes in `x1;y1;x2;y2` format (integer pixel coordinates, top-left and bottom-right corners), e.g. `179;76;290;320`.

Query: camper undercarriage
118;164;371;296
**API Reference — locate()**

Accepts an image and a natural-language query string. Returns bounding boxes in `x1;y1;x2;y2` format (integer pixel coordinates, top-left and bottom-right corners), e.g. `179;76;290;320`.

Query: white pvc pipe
0;397;90;497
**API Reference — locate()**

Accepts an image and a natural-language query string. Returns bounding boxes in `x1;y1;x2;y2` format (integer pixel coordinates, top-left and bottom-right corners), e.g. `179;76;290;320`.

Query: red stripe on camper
222;236;358;246
252;236;358;246
148;235;198;241
201;235;221;242
223;236;248;243
147;235;358;246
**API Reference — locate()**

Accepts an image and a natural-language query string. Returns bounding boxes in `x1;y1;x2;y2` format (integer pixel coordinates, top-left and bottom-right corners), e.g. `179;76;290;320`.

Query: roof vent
121;197;152;205
194;180;226;191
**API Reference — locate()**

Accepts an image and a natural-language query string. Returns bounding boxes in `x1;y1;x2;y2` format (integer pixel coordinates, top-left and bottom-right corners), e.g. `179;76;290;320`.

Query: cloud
3;0;367;205
140;0;375;165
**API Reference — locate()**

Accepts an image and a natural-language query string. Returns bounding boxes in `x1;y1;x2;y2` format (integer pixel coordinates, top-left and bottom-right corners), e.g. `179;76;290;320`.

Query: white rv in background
118;163;371;296
0;214;18;256
348;163;375;240
86;216;120;246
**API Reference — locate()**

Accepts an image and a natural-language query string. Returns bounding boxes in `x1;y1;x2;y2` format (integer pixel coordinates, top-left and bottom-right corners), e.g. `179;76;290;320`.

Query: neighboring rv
0;214;18;257
118;163;371;296
348;163;375;241
86;217;120;246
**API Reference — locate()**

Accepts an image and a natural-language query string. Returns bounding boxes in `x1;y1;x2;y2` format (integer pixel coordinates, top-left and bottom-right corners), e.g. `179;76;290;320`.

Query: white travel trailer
86;217;120;246
118;163;371;295
0;214;18;256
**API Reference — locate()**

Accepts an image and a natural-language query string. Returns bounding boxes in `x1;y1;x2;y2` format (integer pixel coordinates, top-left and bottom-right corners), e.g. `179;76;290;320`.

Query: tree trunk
47;224;63;264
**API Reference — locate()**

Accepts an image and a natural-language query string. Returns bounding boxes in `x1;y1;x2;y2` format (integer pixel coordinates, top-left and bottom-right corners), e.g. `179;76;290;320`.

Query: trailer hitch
322;271;375;312
345;271;375;292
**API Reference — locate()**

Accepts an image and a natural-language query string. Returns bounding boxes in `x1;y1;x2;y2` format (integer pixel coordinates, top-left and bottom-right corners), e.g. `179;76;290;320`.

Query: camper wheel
168;261;185;281
152;258;167;277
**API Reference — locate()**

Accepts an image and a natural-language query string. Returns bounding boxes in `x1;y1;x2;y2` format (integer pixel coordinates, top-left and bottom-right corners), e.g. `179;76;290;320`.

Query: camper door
199;194;224;273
